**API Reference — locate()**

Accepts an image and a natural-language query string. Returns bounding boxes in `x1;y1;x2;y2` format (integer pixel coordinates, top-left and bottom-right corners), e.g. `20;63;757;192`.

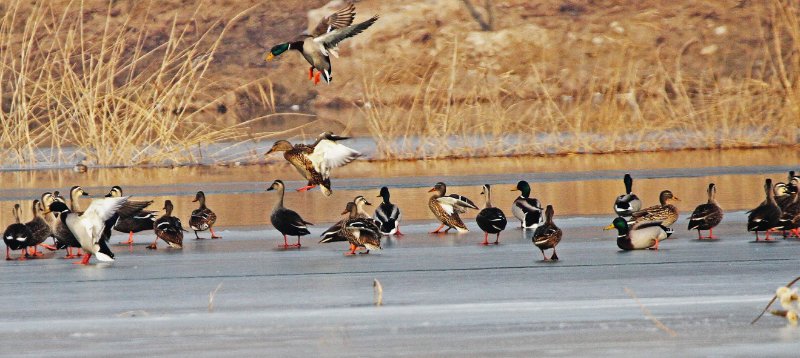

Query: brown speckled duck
149;200;185;250
265;132;360;196
631;190;680;228
532;205;562;260
428;182;478;234
687;183;723;240
189;191;220;239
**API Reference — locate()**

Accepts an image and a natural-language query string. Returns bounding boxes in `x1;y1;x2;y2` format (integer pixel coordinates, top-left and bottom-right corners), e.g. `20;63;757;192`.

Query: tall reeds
0;0;279;167
361;0;800;160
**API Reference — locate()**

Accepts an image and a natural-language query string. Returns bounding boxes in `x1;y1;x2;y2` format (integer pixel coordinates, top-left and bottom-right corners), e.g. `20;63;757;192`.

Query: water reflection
0;148;796;227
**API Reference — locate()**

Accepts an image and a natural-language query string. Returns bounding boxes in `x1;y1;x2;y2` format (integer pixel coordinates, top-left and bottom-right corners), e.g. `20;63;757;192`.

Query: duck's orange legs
430;223;445;234
314;71;321;85
119;231;135;245
345;244;358;256
279;235;301;249
296;185;317;192
210;227;222;239
480;232;489;246
73;252;91;265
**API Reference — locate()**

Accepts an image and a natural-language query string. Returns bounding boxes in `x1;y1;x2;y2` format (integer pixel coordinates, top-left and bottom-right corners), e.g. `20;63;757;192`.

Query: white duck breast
65;197;128;262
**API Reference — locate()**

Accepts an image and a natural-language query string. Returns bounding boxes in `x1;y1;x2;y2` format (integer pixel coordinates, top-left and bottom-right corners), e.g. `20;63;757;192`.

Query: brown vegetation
1;0;799;166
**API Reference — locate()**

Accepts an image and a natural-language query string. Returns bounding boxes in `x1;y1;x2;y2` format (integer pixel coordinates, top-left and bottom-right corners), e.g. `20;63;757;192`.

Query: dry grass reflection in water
0;148;795;227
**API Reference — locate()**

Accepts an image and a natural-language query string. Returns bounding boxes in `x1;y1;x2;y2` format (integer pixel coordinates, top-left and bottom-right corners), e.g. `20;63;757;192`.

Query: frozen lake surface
2;212;800;357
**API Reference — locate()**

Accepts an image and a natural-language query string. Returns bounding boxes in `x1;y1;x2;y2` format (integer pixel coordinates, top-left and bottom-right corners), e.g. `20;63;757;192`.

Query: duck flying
265;3;379;85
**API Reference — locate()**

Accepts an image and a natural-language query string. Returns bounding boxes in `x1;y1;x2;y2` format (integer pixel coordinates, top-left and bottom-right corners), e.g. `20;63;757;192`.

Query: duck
747;178;783;241
46;198;125;265
103;186;157;245
189;191;220;239
787;171;798;194
533;205;563;260
604;217;667;250
778;189;800;238
778;177;800;210
267;180;313;248
475;184;507;245
340;202;382;255
775;182;793;209
428;182;478;234
53;191;67;203
45;189;84;258
320;196;372;243
630;190;680;228
687;183;724;240
613;174;642;217
374;187;402;236
265;3;379;84
265;132;360;196
511;180;544;229
149;200;185;250
68;185;90;213
4;204;33;260
24;200;56;257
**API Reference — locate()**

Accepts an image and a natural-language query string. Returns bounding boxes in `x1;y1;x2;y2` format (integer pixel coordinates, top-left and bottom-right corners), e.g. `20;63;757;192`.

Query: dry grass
0;0;305;167
360;0;800;159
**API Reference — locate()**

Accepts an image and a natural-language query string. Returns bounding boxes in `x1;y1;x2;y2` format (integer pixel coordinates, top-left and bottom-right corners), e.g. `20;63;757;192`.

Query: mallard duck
341;202;382;255
777;178;800;210
532;205;562;260
687;183;724;240
265;132;360;196
787;171;798;194
267;180;312;248
748;178;782;241
631;190;680;227
4;204;33;260
103;186;157;245
613;174;642;217
320;196;372;243
374;187;402;236
604;217;666;250
428;182;478;234
476;184;507;245
265;3;379;84
774;182;792;209
511;180;544;229
53;191;67;204
778;190;800;238
149;200;185;250
47;197;126;265
24;200;56;257
189;191;220;239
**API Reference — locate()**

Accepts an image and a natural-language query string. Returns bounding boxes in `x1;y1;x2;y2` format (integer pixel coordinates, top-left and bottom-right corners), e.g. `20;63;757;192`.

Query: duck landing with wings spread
265;132;360;196
264;2;379;84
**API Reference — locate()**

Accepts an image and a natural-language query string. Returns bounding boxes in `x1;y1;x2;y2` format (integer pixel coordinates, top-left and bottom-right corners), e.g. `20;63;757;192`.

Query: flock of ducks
2;186;221;264
2;130;798;263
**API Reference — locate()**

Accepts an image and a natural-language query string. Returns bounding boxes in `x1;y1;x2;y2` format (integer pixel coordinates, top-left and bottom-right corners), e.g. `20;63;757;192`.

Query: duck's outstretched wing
309;2;357;37
309;139;360;178
313;15;379;51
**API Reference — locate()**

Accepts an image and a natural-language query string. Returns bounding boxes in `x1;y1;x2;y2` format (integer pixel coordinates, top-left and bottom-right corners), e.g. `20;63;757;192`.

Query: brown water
0;148;797;228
